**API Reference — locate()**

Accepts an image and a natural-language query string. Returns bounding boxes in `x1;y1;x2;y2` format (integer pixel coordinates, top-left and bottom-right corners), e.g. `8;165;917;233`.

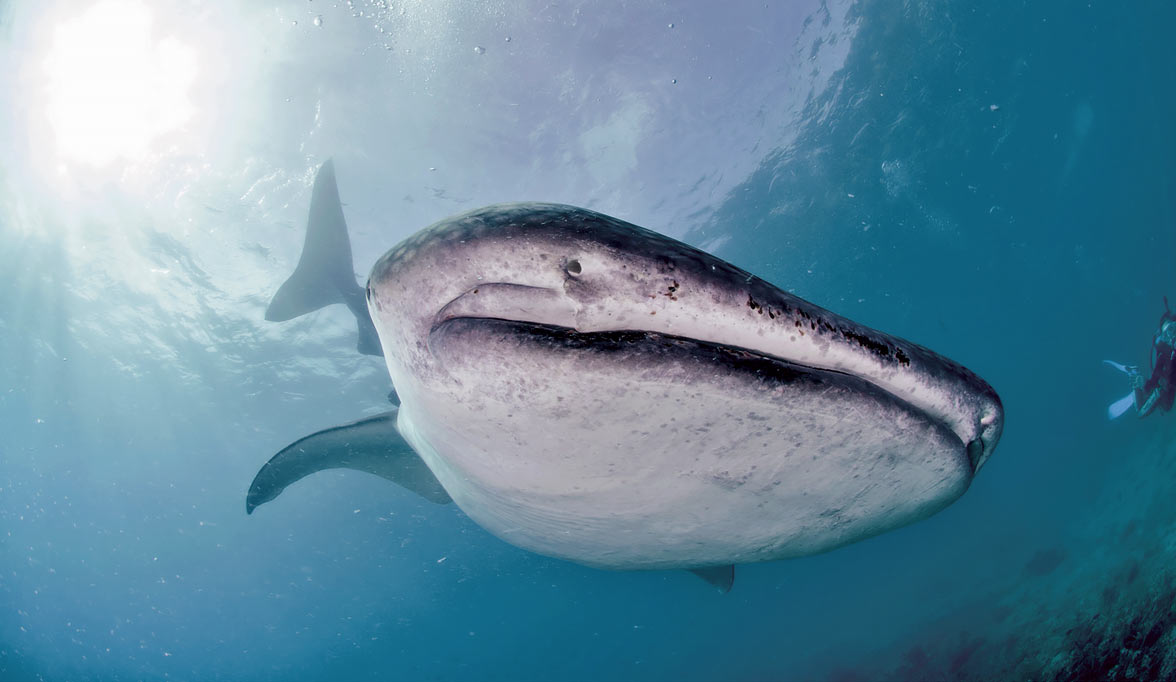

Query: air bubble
313;15;322;26
473;45;486;55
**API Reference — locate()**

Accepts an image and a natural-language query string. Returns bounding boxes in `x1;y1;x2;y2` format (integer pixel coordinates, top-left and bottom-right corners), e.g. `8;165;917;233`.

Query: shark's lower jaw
428;315;979;474
410;315;974;569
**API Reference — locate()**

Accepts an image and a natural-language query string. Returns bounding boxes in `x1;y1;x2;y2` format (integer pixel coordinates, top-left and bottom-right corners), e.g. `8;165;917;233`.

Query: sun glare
43;0;198;167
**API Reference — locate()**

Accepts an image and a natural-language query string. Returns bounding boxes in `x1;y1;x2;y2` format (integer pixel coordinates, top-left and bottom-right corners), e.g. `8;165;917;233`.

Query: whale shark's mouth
434;283;579;333
430;284;992;474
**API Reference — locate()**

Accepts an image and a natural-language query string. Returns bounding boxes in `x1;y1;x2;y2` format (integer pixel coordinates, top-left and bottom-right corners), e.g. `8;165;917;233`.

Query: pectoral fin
246;409;451;513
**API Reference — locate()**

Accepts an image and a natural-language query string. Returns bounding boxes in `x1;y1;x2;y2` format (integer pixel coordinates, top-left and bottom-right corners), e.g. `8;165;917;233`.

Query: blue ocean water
1;0;1174;680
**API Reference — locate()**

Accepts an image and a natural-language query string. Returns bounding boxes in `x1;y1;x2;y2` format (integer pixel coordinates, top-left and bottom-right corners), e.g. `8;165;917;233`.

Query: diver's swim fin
246;410;451;514
1103;360;1140;419
1102;360;1138;376
1107;392;1136;420
265;160;384;357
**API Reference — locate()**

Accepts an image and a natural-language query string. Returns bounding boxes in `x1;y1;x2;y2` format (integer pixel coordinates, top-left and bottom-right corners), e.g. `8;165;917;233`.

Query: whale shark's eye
565;259;582;276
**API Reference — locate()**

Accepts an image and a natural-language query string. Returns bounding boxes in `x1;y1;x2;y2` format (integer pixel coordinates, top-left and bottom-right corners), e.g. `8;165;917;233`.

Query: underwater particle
671;78;677;84
989;104;1000;111
505;36;512;42
473;45;486;55
881;159;911;198
313;15;322;26
668;22;674;28
291;19;298;26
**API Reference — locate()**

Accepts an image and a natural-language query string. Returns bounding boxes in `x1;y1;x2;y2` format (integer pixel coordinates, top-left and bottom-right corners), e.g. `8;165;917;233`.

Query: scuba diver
1106;297;1176;419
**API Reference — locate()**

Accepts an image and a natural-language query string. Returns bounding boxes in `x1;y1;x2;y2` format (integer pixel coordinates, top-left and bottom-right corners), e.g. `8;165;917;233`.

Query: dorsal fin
689;565;735;593
246;410;451;514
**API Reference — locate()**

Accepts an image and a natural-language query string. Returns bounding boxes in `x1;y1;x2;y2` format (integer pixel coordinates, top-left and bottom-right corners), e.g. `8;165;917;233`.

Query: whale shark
249;161;1003;592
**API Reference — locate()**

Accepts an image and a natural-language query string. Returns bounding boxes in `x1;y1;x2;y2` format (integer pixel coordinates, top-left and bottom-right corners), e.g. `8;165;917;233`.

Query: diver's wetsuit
1136;318;1176;417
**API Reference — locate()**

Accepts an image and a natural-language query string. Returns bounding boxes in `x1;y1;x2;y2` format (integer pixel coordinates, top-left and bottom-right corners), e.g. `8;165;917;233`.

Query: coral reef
821;424;1176;681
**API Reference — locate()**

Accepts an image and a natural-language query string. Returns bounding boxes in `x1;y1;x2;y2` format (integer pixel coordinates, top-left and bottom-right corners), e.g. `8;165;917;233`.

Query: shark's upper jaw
433;283;579;333
428;280;1001;475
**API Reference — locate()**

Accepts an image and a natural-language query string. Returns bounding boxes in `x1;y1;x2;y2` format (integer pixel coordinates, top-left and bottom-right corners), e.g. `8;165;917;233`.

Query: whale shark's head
368;203;1001;470
365;203;1002;568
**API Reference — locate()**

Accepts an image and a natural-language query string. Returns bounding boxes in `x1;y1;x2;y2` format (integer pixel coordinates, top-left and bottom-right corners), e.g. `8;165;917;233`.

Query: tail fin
265;160;356;321
266;160;383;356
